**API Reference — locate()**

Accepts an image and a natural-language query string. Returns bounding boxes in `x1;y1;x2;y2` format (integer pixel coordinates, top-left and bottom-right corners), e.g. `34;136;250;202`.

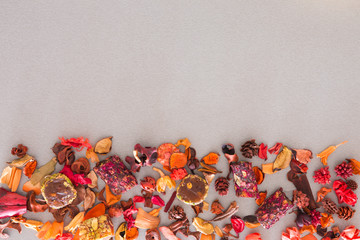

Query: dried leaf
192;217;214;235
202;152;220;165
86;148;99;163
134;208;160;229
23;160;37;178
106;185;121;206
7;154;35;168
175;138;191;149
83;203;106;221
86;171;98;189
253;166;264;185
83;188;96;211
347;158;360;175
94;137;113;154
317;141;348;165
273;146;292;171
30;157;57;185
170;153;188;169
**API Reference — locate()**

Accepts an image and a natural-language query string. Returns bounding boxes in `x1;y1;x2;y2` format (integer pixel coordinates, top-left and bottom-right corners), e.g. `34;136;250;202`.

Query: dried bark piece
210;201;239;222
1;167;22;192
94;137;113;154
317;141;347;165
202;152;220;165
273;146;293;171
210;200;224;215
169;218;189;233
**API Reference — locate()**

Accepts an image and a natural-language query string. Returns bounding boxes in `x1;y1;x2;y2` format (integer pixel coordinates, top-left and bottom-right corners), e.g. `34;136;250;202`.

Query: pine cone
346;179;358;191
337;206;355;220
293;190;309;209
322;198;338;215
168;205;186;220
215;177;229;196
240;139;259;158
335;161;353;179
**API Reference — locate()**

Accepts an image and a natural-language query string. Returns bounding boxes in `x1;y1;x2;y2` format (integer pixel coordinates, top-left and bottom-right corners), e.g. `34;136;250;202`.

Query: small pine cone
240;139;259;159
215;177;229;196
293;190;310;209
337;206;355;220
322;198;338;214
334;161;353;179
346;179;358;191
168;205;186;220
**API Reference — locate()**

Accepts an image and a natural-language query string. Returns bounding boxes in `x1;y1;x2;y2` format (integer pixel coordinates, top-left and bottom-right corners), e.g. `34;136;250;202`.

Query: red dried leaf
59;137;92;151
268;143;283;154
258;143;268;160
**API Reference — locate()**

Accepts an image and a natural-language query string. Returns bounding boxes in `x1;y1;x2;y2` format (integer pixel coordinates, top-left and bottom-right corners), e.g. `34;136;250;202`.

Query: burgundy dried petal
151;195;165;207
133;196;145;203
295;211;312;228
0;188;27;219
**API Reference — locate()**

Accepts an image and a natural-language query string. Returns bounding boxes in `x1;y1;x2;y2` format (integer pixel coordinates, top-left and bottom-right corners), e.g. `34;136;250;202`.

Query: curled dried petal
134;144;158;166
26;191;48;213
59;136;92;151
86;171;98;189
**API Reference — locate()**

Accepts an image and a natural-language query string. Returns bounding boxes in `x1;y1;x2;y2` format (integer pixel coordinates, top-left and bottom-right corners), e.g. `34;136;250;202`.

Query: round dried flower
168;205;186;220
313;167;331;185
334;161;353;179
293;190;309;209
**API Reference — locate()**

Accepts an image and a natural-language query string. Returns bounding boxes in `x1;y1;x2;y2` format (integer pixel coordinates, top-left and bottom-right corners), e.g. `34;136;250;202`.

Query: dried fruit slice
170;153;188;169
157;143;180;167
177;175;209;205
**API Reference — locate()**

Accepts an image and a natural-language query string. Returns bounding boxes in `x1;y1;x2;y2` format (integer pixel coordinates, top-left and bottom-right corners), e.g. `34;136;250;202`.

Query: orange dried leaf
316;187;332;202
86;148;99;163
317;141;348;165
126;227;139;240
256;191;267;206
202;152;220;165
320;213;334;228
201;233;215;240
170;152;188;169
253;166;264;185
84;203;106;220
300;234;317;240
300;225;316;234
106;185;121;206
23;160;37;178
347;158;360;175
261;163;275;174
175;138;191;149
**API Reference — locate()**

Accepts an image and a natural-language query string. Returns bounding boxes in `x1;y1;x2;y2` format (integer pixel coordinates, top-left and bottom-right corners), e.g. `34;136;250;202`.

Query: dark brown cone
240;139;259;158
215;177;229;196
346;180;358;191
337;206;355;220
322;198;338;215
168;205;186;220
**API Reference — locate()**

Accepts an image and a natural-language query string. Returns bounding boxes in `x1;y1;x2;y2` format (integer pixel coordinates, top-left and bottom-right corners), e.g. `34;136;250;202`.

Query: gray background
1;1;360;239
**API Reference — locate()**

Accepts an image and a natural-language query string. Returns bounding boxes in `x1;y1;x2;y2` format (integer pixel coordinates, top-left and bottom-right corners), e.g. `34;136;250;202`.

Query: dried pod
240;139;259;159
71;157;90;175
94;136;113;154
115;222;127;240
146;229;160;240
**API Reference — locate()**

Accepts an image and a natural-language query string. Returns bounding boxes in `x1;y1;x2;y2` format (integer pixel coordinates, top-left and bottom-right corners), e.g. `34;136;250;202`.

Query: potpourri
0;137;358;240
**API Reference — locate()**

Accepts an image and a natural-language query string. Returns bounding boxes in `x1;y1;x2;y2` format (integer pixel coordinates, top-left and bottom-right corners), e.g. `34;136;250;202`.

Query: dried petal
134;208;160;229
256;191;267;206
170;153;188;169
202;152;220;165
273;146;293;171
86;171;98;189
175;138;191;149
59;137;92;151
258;143;268;160
151;195;165;207
317;141;348;165
292;149;313;165
94;137;113;154
210;200;224;215
23;160;37;178
316;187;332;202
83;188;96;211
268;142;283;154
86;148;99;163
253;166;265;185
52;143;75;165
59;165;91;186
231;215;245;233
133;144;158;166
157;143;180;167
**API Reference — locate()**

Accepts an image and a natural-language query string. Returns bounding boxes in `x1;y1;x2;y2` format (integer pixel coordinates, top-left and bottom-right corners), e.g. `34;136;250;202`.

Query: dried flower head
313;166;331;185
335;161;353;179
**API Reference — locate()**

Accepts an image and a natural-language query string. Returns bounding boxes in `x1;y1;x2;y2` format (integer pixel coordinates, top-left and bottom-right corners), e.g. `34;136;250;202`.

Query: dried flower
335;161;353;179
293;190;309;209
52;143;75;165
313;166;331;185
71;157;90;175
11;144;28;158
333;179;358;206
317;141;347;165
59;137;92;151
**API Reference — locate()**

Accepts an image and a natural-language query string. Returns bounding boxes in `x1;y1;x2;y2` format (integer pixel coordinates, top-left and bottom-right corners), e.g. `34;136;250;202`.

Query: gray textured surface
1;1;360;239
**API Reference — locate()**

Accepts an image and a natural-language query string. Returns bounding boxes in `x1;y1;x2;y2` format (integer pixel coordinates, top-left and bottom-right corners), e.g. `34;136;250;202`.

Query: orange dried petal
256;191;267;206
126;227;139;240
23;160;37;178
84;203;106;220
106;185;121;206
317;141;347;165
316;187;332;202
301;234;317;240
253;166;264;185
201;233;215;240
157;143;180;167
245;222;260;228
202;152;220;165
175;138;191;149
170;152;188;169
300;225;316;234
261;163;276;174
